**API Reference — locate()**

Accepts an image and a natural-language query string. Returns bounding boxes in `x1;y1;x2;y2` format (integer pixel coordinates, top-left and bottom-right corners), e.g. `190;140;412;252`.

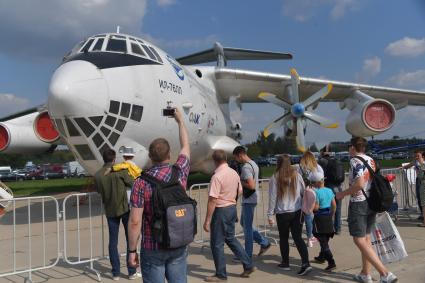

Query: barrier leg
85;261;101;282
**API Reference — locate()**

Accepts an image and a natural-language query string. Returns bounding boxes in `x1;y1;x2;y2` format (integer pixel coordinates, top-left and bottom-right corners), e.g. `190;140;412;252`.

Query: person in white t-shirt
336;137;397;283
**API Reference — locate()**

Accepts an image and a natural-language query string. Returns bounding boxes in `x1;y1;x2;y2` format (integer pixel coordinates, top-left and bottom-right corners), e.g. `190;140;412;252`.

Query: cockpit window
71;41;85;54
92;38;104;51
149;47;163;63
112;35;126;39
81;38;94;53
131;43;146;56
141;45;156;60
106;39;127;53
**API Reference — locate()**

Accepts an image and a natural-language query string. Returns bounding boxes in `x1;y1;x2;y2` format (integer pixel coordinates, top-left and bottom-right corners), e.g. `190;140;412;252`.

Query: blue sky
0;0;425;145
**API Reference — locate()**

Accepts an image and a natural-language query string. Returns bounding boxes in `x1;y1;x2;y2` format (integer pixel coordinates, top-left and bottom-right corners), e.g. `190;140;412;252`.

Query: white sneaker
380;272;398;283
129;272;141;280
353;273;372;283
112;276;120;281
307;239;314;248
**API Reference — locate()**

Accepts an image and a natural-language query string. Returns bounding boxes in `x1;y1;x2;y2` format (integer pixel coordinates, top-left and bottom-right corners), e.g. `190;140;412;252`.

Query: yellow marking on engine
325;123;339;129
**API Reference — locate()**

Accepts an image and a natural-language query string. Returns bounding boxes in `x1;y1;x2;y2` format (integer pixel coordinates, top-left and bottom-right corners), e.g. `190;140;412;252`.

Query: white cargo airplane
0;32;424;175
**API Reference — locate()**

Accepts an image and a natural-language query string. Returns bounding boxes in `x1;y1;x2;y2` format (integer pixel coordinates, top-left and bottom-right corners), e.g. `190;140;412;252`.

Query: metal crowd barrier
0;167;421;282
62;193;105;282
0;196;60;283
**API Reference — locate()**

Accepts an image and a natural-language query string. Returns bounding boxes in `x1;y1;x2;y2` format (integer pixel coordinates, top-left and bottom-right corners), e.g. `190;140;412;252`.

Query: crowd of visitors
93;108;402;283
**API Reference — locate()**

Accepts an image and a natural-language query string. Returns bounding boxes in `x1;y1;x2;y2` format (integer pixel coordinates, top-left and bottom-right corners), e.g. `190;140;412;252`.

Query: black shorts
347;200;376;237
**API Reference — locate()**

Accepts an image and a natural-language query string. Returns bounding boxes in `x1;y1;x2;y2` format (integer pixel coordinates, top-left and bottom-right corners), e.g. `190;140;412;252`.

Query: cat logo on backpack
175;208;186;217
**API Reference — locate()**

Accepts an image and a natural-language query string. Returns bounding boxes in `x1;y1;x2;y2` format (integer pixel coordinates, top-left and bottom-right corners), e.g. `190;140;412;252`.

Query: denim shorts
347;200;376;237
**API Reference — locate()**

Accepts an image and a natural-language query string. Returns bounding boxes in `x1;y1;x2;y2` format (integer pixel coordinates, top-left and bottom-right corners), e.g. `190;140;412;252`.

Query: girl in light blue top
309;170;336;272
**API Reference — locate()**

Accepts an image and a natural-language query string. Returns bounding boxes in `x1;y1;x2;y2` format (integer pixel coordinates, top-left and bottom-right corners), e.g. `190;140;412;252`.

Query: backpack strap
246;161;256;180
139;165;179;187
353;155;376;177
352;155;376;201
169;165;180;185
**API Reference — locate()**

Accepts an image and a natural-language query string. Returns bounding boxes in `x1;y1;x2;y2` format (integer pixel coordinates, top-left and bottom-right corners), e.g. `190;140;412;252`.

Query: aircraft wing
214;68;425;106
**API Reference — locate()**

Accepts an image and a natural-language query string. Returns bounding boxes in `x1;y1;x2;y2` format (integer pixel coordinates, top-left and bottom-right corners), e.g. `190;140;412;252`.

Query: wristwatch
128;249;137;253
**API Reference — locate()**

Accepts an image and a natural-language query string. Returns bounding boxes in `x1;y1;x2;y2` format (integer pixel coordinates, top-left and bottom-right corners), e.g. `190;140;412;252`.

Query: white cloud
356;56;381;83
156;0;176;7
0;0;147;60
0;94;31;116
388;69;425;88
282;0;360;22
385;37;425;57
330;0;356;19
155;34;219;50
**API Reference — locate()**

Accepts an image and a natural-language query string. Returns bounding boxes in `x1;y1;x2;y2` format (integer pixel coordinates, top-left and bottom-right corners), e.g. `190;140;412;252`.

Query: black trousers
316;234;335;264
276;210;309;266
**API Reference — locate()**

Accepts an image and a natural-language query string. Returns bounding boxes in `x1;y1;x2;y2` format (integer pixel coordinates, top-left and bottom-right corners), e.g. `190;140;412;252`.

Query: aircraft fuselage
47;33;237;175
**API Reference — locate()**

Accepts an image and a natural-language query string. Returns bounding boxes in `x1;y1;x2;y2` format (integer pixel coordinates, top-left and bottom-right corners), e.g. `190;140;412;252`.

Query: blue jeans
241;203;270;258
304;213;314;239
140;246;188;283
331;185;342;232
211;205;253;279
106;212;136;277
416;177;423;213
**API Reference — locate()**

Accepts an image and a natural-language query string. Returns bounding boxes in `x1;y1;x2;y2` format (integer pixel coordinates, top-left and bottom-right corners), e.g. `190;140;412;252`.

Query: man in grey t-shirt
233;146;270;258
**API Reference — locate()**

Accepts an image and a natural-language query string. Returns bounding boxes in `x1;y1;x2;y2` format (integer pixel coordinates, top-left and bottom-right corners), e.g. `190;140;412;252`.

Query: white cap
308;170;324;182
120;146;135;157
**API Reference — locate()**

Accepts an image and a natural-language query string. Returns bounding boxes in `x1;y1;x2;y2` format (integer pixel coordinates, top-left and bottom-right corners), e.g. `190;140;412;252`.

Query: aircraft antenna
116;26;120;33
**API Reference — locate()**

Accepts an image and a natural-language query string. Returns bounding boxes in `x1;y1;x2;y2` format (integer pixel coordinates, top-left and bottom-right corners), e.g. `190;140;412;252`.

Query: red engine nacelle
0;124;9;151
346;99;396;137
34;111;60;143
0;111;59;153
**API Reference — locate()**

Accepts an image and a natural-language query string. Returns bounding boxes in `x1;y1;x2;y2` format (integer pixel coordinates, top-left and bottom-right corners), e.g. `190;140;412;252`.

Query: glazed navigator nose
48;60;108;118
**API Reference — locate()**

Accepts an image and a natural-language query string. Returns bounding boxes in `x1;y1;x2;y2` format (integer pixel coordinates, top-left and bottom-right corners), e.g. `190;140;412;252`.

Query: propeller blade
258;92;292;109
290;68;300;103
303;111;339;128
302;83;333;108
296;118;306;153
263;113;292;138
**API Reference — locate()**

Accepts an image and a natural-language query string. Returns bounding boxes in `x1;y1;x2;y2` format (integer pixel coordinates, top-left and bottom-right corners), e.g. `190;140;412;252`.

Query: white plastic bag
370;212;407;264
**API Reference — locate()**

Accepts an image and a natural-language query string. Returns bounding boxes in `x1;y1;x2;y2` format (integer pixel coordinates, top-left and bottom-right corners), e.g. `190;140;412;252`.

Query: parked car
384;153;393;160
290;155;302;164
393;152;408;159
267;157;277;165
64;161;89;177
255;157;271;167
0;172;18;182
12;169;30;181
26;164;67;180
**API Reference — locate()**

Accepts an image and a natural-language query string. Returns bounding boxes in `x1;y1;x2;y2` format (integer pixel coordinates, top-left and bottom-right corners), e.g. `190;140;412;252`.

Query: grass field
4;159;407;197
5;178;90;197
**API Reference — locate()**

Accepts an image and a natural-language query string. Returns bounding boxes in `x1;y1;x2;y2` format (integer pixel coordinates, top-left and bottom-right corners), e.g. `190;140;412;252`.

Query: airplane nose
48;61;108;118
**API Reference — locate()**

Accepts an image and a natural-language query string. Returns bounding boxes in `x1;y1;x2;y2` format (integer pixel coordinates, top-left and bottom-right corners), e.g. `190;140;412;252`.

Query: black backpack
354;156;393;213
324;158;345;186
139;166;197;249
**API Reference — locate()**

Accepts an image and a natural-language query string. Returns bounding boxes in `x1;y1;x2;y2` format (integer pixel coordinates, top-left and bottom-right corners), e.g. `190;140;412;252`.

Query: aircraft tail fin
176;42;292;67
